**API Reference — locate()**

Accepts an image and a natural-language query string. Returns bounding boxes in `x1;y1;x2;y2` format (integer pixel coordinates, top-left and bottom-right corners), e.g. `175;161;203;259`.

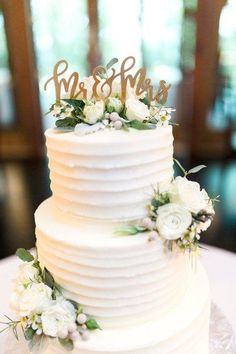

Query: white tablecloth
0;245;236;335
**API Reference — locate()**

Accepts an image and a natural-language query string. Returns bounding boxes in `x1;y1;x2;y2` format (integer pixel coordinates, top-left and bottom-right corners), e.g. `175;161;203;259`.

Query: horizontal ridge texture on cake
43;263;210;354
36;199;191;328
45;126;173;220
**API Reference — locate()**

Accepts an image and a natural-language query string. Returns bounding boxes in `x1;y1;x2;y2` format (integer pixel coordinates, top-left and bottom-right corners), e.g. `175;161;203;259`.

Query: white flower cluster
8;254;100;352
50;76;175;134
140;176;215;250
150;104;175;127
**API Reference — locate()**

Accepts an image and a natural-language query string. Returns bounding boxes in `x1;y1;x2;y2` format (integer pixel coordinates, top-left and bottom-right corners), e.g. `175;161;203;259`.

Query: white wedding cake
36;127;210;354
5;58;215;354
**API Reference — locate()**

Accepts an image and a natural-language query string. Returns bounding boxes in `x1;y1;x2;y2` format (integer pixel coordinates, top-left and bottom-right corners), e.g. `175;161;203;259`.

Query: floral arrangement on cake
47;58;175;135
0;249;101;353
117;161;219;252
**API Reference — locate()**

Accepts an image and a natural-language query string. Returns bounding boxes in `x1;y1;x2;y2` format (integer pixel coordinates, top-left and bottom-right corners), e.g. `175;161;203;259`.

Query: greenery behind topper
0;249;101;353
116;160;219;253
45;57;176;133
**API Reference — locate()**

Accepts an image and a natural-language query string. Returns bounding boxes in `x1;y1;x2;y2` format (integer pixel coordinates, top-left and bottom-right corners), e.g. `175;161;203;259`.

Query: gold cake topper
44;56;171;104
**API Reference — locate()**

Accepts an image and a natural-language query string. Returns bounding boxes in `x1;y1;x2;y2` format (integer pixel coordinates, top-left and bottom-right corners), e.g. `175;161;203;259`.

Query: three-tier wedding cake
6;57;215;354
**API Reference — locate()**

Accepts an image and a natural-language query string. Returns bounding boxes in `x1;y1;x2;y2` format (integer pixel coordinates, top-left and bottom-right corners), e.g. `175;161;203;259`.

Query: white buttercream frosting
43;259;210;354
37;199;193;328
45;126;173;220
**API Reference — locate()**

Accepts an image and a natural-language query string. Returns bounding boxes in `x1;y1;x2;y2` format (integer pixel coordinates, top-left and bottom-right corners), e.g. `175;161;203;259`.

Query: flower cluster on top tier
47;62;175;135
117;162;218;252
0;249;100;353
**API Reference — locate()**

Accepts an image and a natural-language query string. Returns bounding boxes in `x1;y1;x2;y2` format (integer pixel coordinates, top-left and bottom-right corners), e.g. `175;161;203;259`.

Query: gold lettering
153;80;171;104
92;66;106;100
44;57;171;105
44;60;79;102
73;82;87;99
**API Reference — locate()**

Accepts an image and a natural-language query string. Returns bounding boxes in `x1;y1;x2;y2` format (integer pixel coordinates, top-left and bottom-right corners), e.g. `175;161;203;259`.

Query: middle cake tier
36;198;191;329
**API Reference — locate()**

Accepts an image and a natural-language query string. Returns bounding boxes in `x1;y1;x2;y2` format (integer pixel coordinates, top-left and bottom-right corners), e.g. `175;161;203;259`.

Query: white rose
11;283;52;317
83;100;104;124
156;203;192;240
169;176;207;214
126;98;149;122
16;261;39;286
106;97;123;113
41;300;76;337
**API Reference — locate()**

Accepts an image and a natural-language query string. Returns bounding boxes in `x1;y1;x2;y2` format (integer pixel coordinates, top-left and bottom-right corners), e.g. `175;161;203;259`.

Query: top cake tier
45;126;174;220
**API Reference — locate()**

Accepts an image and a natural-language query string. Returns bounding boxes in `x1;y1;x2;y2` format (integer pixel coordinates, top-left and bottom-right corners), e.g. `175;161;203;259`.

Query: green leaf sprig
174;159;206;177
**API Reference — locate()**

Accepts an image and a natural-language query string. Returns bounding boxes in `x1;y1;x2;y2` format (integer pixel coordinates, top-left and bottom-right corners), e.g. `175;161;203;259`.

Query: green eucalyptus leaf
114;225;140;236
115;225;147;236
43;268;55;289
58;338;74;351
85;318;101;330
151;198;163;209
55;117;79;128
54;127;74;132
128;120;156;130
106;58;118;70
187;165;206;175
96;71;107;80
139;97;150;107
24;327;36;341
16;248;34;262
63;99;85;111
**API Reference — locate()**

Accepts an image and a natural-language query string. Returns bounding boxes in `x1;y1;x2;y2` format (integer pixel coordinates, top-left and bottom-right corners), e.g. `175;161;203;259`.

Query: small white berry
36;328;42;335
81;330;90;341
57;329;68;339
105;112;110;119
141;217;153;229
32;323;38;330
68;322;77;333
77;313;87;325
148;230;158;242
113;120;122;130
70;330;80;341
81;324;87;330
110;112;119;121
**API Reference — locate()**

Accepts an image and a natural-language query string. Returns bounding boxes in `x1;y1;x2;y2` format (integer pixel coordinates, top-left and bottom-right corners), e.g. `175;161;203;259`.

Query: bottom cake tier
43;263;210;354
